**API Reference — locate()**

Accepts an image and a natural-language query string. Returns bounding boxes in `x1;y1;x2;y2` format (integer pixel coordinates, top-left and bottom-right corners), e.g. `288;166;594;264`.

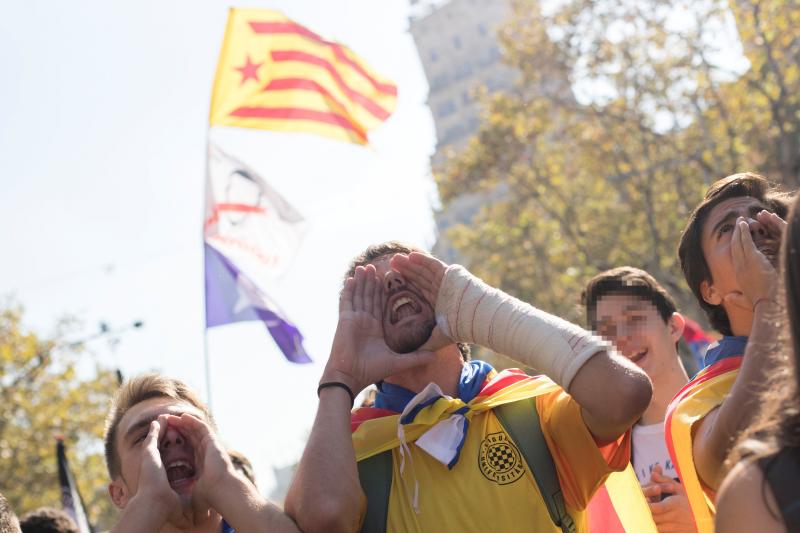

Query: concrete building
410;0;516;157
409;0;517;261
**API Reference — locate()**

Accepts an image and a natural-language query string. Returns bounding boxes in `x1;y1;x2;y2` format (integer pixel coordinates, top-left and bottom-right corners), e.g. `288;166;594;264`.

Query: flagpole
202;134;214;413
204;327;213;412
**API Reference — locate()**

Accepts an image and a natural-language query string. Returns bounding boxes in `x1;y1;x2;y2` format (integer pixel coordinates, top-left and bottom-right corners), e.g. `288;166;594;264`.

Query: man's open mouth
757;242;779;264
166;459;196;488
389;294;421;324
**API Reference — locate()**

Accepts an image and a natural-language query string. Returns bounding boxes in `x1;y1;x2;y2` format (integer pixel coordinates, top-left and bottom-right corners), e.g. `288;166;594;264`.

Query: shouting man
666;172;791;531
103;374;298;533
286;242;653;533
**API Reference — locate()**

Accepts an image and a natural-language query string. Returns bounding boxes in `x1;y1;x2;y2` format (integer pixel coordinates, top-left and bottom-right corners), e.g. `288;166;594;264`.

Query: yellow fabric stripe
604;464;658;532
352;377;560;461
209;8;241;124
212;121;364;145
669;368;739;533
217;89;352;121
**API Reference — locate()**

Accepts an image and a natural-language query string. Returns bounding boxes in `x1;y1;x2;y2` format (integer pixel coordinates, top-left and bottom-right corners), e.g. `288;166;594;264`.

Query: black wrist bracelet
317;381;355;407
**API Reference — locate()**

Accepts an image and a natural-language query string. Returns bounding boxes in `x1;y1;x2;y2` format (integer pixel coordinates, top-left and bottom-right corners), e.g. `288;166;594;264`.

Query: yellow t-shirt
382;390;630;533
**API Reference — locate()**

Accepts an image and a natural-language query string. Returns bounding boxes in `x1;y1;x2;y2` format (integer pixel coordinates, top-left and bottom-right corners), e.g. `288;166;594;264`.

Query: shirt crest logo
478;432;525;485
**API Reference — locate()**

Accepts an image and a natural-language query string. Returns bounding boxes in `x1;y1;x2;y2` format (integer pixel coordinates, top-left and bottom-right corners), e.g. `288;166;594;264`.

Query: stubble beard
383;318;436;354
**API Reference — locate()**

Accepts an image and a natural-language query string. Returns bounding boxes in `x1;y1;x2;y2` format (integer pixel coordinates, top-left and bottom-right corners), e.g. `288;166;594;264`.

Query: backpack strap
494;398;577;533
357;450;393;533
355;398;576;533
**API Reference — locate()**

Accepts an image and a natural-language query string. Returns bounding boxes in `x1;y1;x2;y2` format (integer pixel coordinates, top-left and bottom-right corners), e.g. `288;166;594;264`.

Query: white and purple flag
204;143;310;364
205;242;311;363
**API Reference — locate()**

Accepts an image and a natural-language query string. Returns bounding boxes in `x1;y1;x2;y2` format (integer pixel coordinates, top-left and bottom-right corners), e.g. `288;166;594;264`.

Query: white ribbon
395;383;473;513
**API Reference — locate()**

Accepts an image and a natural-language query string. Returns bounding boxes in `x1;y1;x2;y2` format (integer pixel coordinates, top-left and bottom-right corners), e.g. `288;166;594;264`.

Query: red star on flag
235;55;262;85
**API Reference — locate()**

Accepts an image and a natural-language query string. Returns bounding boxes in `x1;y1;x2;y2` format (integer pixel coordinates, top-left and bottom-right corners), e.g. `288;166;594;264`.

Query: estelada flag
209;8;398;144
664;356;743;533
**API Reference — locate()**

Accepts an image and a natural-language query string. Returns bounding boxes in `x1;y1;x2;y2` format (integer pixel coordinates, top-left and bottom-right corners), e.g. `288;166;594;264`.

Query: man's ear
668;312;686;343
700;279;722;306
108;478;129;509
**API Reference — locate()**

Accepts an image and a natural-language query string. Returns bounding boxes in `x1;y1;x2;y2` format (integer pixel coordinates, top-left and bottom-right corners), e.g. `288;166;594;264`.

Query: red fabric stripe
682;318;715;343
664;407;681;483
204;203;268;229
215;203;266;214
476;369;534;398
587;485;627;533
264;78;348;113
664;356;742;513
248;21;398;96
667;356;743;414
351;407;397;432
271;50;391;120
250;21;324;43
229;106;367;141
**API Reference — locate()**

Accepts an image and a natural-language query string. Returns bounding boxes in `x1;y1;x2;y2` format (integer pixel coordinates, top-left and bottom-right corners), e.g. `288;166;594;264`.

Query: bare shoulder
715;459;785;533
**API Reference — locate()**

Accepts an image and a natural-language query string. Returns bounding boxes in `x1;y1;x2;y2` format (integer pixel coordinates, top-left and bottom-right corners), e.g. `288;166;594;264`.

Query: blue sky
0;0;437;495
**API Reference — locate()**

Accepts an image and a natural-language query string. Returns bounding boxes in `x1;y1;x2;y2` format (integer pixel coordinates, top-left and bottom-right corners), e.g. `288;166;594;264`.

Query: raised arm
692;215;784;491
285;265;435;533
163;413;300;533
392;253;651;443
109;419;187;533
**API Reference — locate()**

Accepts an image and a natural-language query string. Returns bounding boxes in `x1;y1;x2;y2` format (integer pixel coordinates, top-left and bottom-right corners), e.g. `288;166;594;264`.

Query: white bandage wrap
436;265;609;391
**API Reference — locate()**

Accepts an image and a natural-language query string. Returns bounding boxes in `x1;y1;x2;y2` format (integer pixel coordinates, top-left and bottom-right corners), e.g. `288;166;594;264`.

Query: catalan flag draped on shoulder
665;337;745;533
351;362;655;532
210;8;398;144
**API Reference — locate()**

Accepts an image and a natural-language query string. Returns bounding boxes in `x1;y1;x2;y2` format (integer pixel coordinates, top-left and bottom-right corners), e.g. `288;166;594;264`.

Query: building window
452;35;462;49
436;99;457;118
429;50;438;63
478;23;487;36
442;124;466;144
454;62;473;80
430;72;450;92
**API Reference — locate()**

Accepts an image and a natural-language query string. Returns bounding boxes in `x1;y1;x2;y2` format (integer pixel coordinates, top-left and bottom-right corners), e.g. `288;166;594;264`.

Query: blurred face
699;196;778;308
109;397;208;514
594;294;683;380
369;255;436;353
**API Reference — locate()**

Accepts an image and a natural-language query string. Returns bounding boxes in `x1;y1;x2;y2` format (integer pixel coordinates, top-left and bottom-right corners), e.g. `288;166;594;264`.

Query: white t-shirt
631;422;679;485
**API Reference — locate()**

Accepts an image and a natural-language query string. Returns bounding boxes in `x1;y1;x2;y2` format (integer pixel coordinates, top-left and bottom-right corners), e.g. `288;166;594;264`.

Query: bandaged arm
436;265;610;390
436;266;651;441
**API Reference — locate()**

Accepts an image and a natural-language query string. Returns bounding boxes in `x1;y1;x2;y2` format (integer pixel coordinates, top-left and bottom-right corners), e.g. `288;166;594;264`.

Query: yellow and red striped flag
209;8;398;144
664;356;743;533
587;465;658;533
